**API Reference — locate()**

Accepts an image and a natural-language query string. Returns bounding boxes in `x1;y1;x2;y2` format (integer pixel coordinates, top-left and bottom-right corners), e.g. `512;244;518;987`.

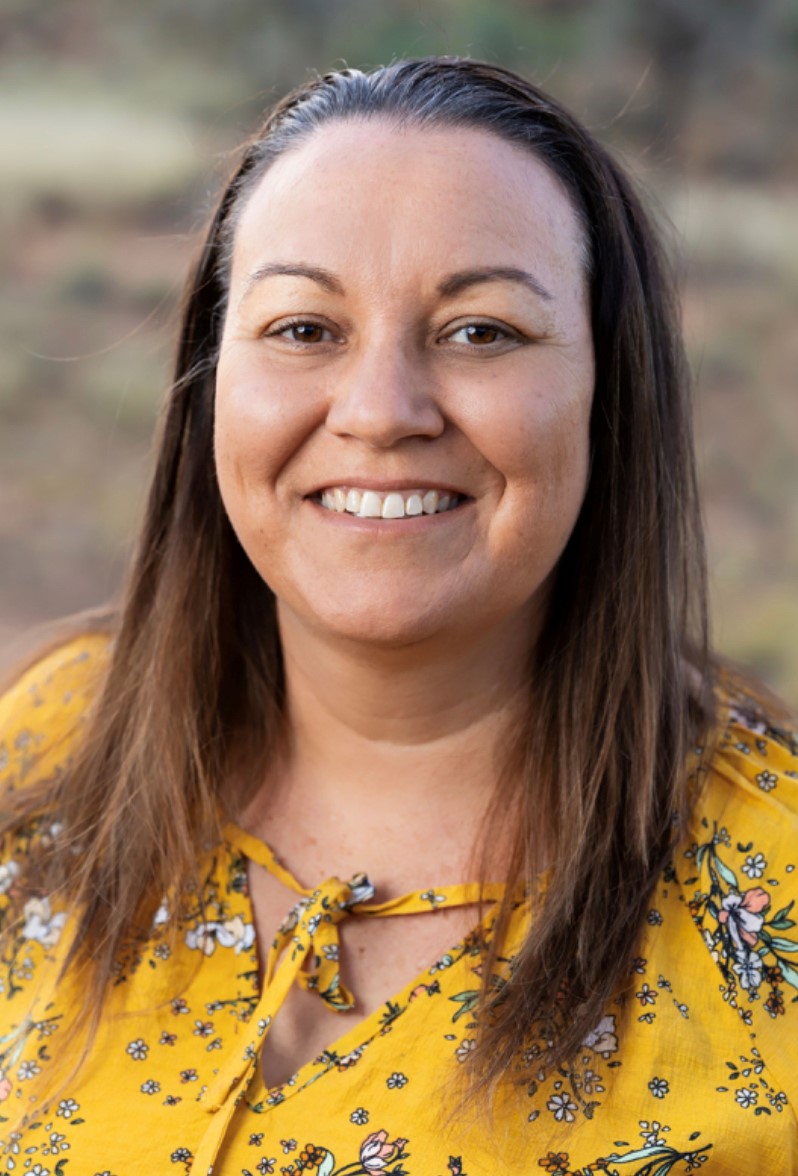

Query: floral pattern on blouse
0;639;796;1173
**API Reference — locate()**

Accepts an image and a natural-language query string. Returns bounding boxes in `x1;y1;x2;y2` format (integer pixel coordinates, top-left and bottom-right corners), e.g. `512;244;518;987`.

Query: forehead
229;120;587;297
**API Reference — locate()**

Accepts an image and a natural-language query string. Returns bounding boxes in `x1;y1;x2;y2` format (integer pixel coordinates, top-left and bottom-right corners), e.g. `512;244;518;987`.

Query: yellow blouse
0;637;797;1174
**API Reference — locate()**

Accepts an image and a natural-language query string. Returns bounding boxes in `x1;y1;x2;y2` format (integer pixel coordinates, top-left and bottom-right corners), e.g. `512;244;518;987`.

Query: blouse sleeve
682;698;798;1110
0;634;111;796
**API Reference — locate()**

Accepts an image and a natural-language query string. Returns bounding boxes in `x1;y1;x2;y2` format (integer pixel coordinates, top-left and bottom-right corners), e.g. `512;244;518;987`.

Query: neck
243;605;535;890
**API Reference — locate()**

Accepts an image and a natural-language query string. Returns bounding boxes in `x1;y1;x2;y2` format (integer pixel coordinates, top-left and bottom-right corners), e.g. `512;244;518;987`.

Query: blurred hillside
1;0;797;704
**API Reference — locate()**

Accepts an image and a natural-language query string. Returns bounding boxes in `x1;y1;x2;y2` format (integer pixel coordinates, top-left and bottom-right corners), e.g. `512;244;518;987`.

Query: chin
283;591;458;651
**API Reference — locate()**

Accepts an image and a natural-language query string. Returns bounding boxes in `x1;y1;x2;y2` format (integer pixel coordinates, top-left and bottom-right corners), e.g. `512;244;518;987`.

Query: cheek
474;373;593;580
479;376;591;499
213;346;322;505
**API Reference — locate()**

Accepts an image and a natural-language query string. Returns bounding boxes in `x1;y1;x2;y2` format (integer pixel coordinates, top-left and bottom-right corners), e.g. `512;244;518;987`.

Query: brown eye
288;323;326;343
264;319;336;344
445;322;515;347
464;324;501;345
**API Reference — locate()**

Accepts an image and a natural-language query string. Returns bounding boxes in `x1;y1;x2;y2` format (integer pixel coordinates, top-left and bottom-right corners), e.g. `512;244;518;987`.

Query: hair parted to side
2;57;713;1102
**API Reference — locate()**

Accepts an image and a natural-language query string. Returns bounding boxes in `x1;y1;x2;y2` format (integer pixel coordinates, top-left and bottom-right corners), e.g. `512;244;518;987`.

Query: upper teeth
318;488;460;518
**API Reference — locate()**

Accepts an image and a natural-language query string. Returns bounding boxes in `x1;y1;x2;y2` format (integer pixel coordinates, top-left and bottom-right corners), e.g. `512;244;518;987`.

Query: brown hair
2;58;713;1100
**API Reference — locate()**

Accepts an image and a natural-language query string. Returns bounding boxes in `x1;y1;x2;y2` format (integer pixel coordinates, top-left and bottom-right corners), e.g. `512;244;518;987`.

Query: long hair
1;58;712;1098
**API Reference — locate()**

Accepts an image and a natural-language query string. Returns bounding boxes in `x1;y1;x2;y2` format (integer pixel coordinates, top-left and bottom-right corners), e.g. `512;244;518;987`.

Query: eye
442;321;519;348
263;318;337;345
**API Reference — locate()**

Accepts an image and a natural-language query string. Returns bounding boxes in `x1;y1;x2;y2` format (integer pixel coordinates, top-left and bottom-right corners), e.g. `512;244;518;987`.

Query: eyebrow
436;266;553;302
241;262;345;303
240;261;553;304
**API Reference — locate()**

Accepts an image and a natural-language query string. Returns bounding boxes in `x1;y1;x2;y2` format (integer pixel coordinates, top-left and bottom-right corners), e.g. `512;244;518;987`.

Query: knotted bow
265;871;376;1011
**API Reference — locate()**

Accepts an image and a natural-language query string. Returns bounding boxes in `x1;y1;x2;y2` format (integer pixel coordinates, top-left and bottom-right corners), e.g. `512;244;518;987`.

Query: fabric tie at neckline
226;822;509;1014
268;871;377;1010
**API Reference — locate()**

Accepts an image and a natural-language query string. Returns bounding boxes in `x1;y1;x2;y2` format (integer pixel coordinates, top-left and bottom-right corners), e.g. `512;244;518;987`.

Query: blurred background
1;0;796;704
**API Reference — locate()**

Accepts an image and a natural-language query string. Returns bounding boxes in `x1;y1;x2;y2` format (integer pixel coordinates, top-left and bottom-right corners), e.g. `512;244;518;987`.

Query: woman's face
215;121;594;651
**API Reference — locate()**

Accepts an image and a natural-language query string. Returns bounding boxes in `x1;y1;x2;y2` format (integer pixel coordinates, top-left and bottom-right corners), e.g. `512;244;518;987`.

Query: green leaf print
777;959;798;987
449;990;480;1022
710;853;738;890
603;1141;712;1173
770;900;794;928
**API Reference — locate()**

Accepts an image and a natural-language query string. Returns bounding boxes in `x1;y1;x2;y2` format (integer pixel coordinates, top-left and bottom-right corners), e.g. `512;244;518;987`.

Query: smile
314;487;465;519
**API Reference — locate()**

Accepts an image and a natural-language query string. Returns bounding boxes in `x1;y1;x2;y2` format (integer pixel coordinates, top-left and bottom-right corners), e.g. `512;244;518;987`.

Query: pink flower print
718;888;771;950
582;1013;619;1058
359;1130;409;1172
0;1072;11;1102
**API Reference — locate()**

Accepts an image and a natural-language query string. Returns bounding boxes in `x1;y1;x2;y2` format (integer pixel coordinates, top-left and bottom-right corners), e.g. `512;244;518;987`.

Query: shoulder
688;686;798;916
679;692;798;1086
700;690;798;831
0;633;112;795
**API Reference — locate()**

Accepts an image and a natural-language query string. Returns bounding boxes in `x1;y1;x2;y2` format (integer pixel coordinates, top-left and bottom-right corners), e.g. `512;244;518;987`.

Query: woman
0;58;796;1174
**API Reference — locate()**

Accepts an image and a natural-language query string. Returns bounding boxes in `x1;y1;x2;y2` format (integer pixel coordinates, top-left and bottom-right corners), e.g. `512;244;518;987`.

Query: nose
325;336;445;448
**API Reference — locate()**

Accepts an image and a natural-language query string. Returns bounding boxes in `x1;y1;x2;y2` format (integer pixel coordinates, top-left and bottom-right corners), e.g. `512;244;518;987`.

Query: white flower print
430;953;454;973
0;860;19;895
581;1068;604;1095
639;1120;670;1147
3;1129;22;1155
648;1077;669;1099
348;875;376;905
126;1038;149;1060
735;1087;758;1108
455;1039;476;1062
185;921;222;955
185;915;255;956
729;706;768;733
351;1107;369;1125
17;1059;41;1080
756;770;777;792
152;900;170;927
337;1047;364;1069
741;853;766;879
420;889;447;907
42;1131;69;1155
56;1098;80;1118
21;897;67;947
547;1092;577;1122
732;948;764;991
386;1071;408;1089
140;1079;161;1094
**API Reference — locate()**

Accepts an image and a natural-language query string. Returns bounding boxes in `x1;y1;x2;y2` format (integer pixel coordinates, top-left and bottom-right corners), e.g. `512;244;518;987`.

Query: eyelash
262;318;338;345
262;317;522;349
445;322;518;347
